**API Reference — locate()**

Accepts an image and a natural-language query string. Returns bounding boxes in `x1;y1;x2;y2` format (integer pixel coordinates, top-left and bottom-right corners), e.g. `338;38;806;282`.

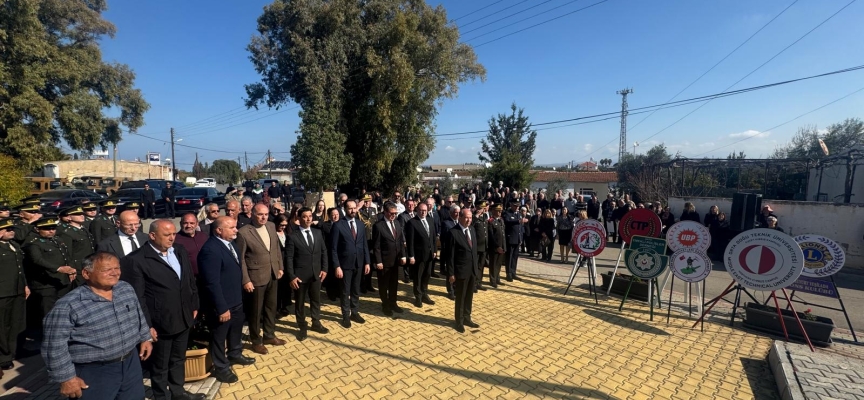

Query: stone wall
669;196;864;270
43;160;170;180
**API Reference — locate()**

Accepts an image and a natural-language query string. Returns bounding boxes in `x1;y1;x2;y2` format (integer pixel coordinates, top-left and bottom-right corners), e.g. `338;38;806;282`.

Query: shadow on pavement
582;309;670;336
313;336;622;400
739;357;781;400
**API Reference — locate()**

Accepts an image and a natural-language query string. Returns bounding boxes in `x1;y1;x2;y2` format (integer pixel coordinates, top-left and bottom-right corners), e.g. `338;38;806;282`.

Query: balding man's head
118;210;141;236
148;219;176;252
212;216;238;241
225;200;240;218
253;204;269;226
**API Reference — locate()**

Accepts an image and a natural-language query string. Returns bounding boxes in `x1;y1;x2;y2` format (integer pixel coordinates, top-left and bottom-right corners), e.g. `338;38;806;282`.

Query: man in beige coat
236;204;285;354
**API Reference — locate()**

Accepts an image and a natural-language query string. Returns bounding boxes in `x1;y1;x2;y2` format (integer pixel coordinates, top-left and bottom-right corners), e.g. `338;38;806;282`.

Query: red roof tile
532;171;618;183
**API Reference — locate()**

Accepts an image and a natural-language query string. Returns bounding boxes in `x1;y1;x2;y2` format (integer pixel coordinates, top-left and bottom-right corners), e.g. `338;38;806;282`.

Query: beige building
41;160;171;181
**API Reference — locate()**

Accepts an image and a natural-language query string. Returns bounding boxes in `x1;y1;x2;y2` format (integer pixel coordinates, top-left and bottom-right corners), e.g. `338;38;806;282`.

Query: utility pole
113;144;118;179
244;152;249;172
617;88;633;163
170;128;177;181
267;149;272;178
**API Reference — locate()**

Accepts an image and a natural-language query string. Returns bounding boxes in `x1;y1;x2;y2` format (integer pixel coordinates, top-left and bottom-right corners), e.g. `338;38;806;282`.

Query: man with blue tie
197;217;255;384
329;200;371;329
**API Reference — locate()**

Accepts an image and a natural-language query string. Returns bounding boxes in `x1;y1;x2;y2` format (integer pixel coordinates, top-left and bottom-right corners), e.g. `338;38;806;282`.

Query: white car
194;178;216;188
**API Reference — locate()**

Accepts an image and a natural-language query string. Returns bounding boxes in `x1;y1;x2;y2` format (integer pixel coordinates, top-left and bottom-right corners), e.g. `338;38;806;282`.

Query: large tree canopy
0;0;149;171
245;0;485;193
478;103;537;190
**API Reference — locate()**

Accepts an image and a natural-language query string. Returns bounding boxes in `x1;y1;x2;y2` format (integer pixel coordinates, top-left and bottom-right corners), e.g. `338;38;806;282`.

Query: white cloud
698;142;715;148
584;143;593;152
729;130;770;139
445;146;455;151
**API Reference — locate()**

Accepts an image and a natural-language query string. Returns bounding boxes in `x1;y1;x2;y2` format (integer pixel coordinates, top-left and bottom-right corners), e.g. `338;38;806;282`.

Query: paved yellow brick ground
216;276;779;400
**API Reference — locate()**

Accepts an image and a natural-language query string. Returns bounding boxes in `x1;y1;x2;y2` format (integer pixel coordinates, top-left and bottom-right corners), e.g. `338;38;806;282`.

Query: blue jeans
74;350;144;400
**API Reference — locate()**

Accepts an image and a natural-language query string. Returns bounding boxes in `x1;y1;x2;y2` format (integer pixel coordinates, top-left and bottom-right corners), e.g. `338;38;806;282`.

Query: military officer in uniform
89;199;118;244
13;203;42;246
0;202;11;219
472;202;489;292
125;201;141;217
0;218;27;374
503;201;527;282
486;204;507;288
56;206;95;284
81;201;98;231
23;217;73;331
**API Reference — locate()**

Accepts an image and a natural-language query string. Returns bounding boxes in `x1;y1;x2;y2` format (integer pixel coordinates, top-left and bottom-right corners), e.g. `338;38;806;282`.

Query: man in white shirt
96;210;148;259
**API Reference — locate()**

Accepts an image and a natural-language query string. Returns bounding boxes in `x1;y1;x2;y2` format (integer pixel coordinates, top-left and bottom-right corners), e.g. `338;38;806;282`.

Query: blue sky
96;0;864;170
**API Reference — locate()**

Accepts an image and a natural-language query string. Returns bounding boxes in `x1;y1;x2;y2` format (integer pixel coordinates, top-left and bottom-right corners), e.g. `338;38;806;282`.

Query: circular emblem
670;249;712;283
571;219;607;258
666;221;711;252
625;251;667;279
793;234;845;277
618;209;662;243
724;229;804;290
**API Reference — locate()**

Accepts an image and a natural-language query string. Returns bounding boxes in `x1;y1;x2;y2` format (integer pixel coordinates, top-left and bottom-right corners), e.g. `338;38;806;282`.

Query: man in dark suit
503;201;527;282
197;217;254;384
397;199;416;283
120;219;204;400
371;203;406;316
285;207;329;341
97;210;148;260
446;208;479;333
424;197;442;278
236;204;285;354
440;206;459;299
141;183;157;219
329;200;370;328
406;203;436;308
162;181;177;219
487;204;507;288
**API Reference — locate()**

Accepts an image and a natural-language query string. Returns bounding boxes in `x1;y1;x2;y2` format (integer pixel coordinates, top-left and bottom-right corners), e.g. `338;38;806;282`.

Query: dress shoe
0;361;13;370
447;293;456;300
310;323;329;334
506;276;514;282
490;282;498;288
473;287;478;294
422;296;435;305
278;307;293;317
340;317;352;329
172;391;206;400
402;277;411;283
228;355;255;366
350;313;366;324
513;275;523;281
497;280;505;286
212;368;239;383
431;272;441;278
477;285;487;291
296;329;308;341
366;287;377;293
263;337;286;346
250;344;268;355
464;320;480;329
391;305;404;313
453;323;465;333
414;298;422;308
382;305;393;316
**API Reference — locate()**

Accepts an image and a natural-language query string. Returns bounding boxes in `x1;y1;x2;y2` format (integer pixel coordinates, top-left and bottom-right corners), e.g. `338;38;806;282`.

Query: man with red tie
329;201;371;329
371;203;406;316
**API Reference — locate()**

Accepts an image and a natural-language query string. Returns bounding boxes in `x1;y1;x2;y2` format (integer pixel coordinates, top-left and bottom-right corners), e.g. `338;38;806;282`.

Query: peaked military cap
16;203;41;212
34;217;59;229
81;202;97;211
477;201;488;208
492;204;503;211
362;194;372;201
59;206;84;216
125;202;140;209
100;199;119;208
0;218;14;230
0;201;9;211
22;198;42;205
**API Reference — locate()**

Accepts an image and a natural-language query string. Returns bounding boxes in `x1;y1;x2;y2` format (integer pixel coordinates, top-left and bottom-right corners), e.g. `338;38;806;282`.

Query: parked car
38;190;107;213
112;188;165;216
174;188;225;212
290;188;306;204
119;179;186;191
194;178;216;188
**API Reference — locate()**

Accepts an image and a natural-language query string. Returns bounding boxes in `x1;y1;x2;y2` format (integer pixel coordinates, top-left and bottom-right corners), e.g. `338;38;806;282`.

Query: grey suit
97;231;149;260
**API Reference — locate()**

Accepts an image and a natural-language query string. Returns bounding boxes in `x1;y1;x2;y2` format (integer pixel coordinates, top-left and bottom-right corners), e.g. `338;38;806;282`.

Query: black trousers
74;350;144;400
453;275;475;325
295;278;322;327
149;327;190;399
26;287;59;333
505;243;520;278
244;279;278;345
323;264;341;300
208;303;244;372
376;266;399;307
487;251;504;284
0;295;25;363
340;268;363;318
164;201;175;218
475;251;486;287
144;203;156;219
277;275;294;311
410;259;432;299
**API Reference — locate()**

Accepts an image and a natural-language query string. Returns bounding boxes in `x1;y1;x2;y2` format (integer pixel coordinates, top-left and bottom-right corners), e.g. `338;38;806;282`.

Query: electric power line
458;1;531;29
461;0;555;37
178;107;299;138
472;0;611;48
452;0;506;22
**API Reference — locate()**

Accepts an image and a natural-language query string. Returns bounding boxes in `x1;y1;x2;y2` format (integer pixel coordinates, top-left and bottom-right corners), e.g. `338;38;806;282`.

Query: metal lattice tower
616;88;633;163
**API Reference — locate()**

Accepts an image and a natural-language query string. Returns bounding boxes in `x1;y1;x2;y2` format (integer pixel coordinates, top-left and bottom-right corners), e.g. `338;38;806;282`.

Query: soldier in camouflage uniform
13;203;42;246
57;206;95;285
89;199;118;245
0;218;26;373
23;217;73;331
81;201;98;231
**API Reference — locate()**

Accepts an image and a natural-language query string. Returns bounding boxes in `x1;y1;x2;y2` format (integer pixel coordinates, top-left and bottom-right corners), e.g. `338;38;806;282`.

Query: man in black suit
406;203;436;308
397;199;416;283
120;219;204;400
329;200;370;328
503;201;527;281
372;203;406;316
440;206;459;299
487;204;507;288
197;217;254;384
141;183;157;219
162;181;177;219
423;197;442;278
446;208;480;333
97;210;148;259
285;207;329;341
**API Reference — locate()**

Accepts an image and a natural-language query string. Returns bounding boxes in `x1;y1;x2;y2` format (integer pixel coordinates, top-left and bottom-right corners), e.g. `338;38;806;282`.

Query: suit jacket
446;225;479;279
330;217;370;270
236;222;283;286
406;215;435;263
97;231;149;260
141;188;156;203
120;243;199;336
285;228;328;283
397;211;415;229
371;219;406;268
197;236;243;315
198;220;214;236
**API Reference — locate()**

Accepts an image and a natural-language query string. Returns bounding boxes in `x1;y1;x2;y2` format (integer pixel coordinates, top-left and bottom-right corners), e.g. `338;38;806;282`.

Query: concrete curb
768;341;806;400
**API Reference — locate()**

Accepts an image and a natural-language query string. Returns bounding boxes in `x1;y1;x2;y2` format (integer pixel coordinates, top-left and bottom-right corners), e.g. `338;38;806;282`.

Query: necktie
129;235;139;250
350;220;357;238
305;230;313;247
390;222;396;238
465;229;472;248
227;243;238;262
421;219;429;236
